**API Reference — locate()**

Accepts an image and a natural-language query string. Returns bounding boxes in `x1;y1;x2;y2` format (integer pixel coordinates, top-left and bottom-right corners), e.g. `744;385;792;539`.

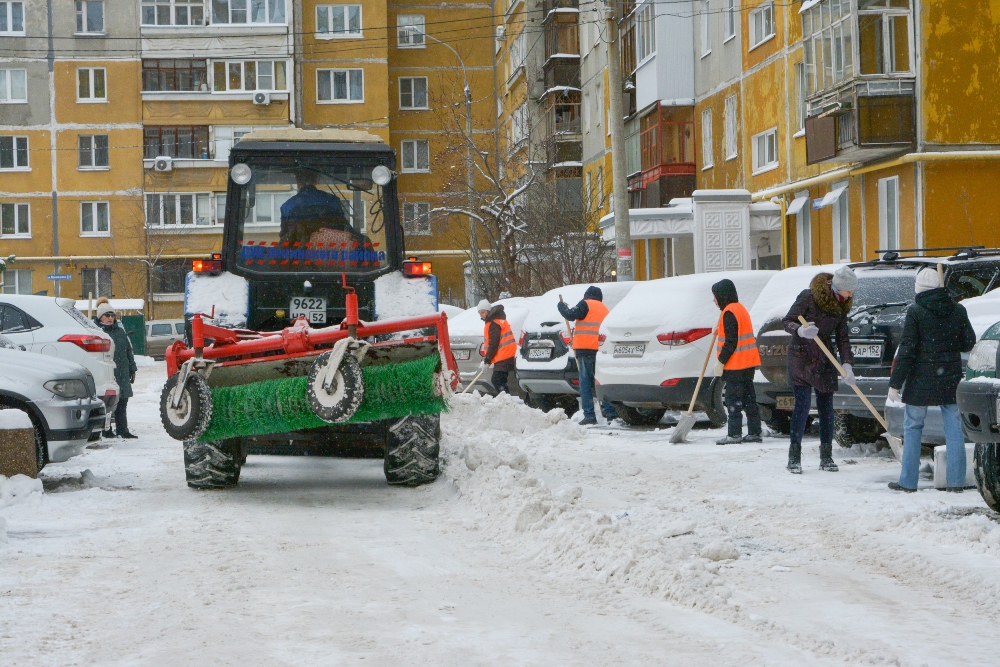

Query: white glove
715;361;725;376
842;363;856;386
888;387;902;403
797;322;819;339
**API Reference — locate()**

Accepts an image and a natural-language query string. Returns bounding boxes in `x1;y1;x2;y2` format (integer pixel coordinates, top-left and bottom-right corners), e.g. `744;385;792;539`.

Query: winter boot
742;433;763;443
120;432;138;440
819;458;839;472
888;482;916;493
716;435;744;445
580;417;597;426
102;429;115;439
787;459;802;474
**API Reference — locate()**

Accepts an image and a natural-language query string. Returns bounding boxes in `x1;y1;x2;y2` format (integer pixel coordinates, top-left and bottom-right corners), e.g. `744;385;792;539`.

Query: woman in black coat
887;268;976;492
782;267;857;474
96;303;138;439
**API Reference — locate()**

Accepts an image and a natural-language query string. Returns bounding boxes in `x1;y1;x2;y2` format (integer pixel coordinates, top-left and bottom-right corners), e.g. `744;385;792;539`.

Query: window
82;268;112;299
878;175;899;251
0;202;29;237
211;0;285;24
636;2;656;62
213;126;254;162
399;76;428;109
397;15;425;47
145;193;214;226
142;0;204;25
80;201;110;236
700;0;710;56
801;0;857;95
723;95;737;159
795;190;812;266
212;60;287;92
142;59;208;92
400;140;429;172
725;0;736;40
794;62;806;132
77;67;106;101
1;269;31;294
153;260;189;293
750;2;774;49
316;5;361;37
596;166;604;206
78;134;109;168
402;202;431;235
0;2;24;35
585;171;592;211
831;182;849;262
507;31;526;74
215;192;227;222
510;102;528;146
0;136;28;169
317;69;364;103
752;128;778;173
144;126;210;159
701;107;713;169
75;0;103;33
245;191;293;226
859;7;910;75
0;69;26;102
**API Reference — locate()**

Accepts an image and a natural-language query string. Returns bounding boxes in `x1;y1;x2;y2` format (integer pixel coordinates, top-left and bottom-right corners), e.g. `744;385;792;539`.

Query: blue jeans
788;384;834;461
900;403;966;490
577;352;615;420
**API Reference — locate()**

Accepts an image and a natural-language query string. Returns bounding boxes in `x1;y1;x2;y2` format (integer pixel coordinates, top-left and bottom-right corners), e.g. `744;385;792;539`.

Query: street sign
47;274;72;281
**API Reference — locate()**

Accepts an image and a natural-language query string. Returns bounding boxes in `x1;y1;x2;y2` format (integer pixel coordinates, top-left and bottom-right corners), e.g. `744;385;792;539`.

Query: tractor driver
279;169;352;244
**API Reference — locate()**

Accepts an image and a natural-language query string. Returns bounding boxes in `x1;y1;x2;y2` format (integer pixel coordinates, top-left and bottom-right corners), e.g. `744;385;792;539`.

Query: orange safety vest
716;302;762;370
573;299;610;351
484;318;517;362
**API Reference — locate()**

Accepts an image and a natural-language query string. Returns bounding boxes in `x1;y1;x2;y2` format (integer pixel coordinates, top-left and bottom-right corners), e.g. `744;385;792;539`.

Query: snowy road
3;364;1000;666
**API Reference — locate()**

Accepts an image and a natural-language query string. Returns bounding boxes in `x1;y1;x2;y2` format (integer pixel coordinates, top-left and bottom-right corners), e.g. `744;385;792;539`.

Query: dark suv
756;248;1000;443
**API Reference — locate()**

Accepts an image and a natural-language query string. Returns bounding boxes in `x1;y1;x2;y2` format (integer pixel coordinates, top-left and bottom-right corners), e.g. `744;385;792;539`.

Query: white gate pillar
691;189;752;273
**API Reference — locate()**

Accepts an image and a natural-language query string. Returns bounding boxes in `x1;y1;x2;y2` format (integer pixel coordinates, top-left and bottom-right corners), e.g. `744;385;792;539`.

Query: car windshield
232;162;389;274
853;270;919;309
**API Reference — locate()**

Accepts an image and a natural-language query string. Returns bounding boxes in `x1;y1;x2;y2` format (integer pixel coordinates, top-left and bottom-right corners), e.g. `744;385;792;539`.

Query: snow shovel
796;315;903;457
558;295;574;341
670;330;718;444
462;364;488;394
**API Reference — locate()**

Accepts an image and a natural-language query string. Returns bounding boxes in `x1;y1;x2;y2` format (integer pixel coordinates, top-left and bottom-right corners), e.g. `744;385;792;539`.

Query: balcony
633;105;696;207
543;62;580;90
545;97;581;138
543;0;579;13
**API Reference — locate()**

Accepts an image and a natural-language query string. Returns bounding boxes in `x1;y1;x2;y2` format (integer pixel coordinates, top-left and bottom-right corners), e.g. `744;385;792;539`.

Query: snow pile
0;474;43;510
0;408;32;430
960;288;1000;337
133;355;157;368
374;272;436;320
186;271;249;328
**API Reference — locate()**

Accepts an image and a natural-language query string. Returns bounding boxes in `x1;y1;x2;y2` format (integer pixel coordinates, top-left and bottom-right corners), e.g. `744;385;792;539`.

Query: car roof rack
870;246;1000;262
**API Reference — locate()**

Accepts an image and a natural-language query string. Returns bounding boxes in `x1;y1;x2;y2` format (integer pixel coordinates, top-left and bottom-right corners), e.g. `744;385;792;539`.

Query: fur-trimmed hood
810;272;852;317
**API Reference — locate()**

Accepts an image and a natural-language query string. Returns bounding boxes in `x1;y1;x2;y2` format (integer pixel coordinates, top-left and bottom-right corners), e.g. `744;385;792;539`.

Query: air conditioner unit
495;25;506;40
253;91;271;106
153;156;172;172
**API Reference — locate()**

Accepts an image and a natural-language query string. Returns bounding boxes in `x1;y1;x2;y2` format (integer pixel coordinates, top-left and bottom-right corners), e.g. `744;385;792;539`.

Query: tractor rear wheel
183;437;242;489
384;414;440;487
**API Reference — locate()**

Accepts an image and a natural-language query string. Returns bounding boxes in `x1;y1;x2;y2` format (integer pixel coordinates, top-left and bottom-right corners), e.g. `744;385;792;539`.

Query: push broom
670;330;718;443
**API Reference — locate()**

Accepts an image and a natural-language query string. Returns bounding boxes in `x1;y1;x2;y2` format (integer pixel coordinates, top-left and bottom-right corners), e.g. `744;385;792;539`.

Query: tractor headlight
230;163;252;185
372;165;393;186
44;379;90;399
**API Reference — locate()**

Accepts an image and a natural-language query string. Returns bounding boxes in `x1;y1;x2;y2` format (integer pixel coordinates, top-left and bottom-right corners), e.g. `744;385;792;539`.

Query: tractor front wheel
384;414;440;487
183;438;242;489
161;372;212;441
307;351;365;423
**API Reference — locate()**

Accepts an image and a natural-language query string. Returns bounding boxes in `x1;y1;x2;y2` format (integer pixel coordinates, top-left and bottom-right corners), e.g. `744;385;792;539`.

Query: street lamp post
404;28;480;301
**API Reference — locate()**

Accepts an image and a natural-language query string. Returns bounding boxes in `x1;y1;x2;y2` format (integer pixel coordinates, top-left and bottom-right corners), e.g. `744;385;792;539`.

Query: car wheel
834;412;882;447
974;443;1000;512
705;379;727;429
0;399;46;472
613;403;667;426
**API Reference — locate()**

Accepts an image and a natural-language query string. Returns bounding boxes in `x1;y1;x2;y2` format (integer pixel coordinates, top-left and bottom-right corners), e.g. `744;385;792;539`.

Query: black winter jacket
100;320;137;399
483;304;515;370
782;272;854;394
711;279;742;367
888;287;976;406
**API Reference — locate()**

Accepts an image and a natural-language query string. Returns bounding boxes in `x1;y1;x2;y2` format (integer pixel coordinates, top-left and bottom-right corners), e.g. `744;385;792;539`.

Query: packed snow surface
0;408;32;430
3;365;1000;665
374;272;436;320
185;271;249;327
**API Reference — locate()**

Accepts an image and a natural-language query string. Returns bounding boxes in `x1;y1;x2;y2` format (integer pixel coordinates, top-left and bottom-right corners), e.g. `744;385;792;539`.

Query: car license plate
851;343;883;359
528;347;552;360
613;343;645;358
775;395;795;411
455;349;471;361
290;296;327;324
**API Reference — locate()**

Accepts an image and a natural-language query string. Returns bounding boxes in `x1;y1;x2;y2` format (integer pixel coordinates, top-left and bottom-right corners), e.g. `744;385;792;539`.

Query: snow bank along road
3;365;1000;666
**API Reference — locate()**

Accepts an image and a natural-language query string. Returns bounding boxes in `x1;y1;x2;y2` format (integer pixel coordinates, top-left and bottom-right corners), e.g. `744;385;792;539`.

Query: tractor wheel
974;443;1000;512
183;437;242;489
307;351;365;423
384;414;440;487
160;372;212;441
613;403;666;426
834;412;882;448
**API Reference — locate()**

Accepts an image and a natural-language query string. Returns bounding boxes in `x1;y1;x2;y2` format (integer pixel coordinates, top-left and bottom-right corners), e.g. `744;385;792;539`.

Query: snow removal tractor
158;128;459;489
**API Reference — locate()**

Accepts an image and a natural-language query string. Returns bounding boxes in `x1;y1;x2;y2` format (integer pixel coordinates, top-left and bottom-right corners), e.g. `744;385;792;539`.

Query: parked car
956;320;1000;510
449;297;536;395
595;271;776;426
0;335;107;469
0;295;120;415
516;282;637;415
145;319;185;359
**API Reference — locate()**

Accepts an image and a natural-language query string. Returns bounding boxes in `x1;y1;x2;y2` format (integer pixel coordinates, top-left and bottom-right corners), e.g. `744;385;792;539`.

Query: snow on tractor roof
240;128;385;144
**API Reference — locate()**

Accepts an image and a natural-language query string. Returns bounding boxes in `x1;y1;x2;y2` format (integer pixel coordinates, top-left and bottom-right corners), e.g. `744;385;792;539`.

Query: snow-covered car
449;297;537;395
0;295;119;414
595;271;776;426
956;319;1000;510
0;335;107;468
516;282;637;415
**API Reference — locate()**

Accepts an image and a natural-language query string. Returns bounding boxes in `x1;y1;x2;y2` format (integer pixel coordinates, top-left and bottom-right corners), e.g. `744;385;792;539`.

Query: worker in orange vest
558;286;617;425
479;299;517;394
712;279;763;445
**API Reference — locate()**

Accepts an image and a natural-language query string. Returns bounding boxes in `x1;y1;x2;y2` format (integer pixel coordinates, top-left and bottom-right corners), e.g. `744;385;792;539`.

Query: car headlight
44;379;90;399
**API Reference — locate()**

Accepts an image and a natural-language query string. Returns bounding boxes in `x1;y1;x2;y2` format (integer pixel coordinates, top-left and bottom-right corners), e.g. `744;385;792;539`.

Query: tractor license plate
290;296;327;324
455;349;471;361
613;343;645;358
528;347;552;360
776;395;795;411
851;343;883;359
